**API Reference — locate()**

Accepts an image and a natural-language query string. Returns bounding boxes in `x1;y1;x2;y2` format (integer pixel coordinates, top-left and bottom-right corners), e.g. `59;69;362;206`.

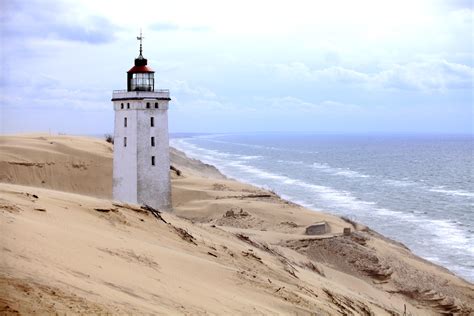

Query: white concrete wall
113;96;171;210
137;100;171;210
113;101;138;204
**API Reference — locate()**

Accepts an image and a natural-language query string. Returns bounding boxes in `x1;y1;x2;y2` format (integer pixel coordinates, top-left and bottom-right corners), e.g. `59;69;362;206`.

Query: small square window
146;102;150;109
151;137;155;147
155;102;158;108
121;103;124;109
151;156;155;166
150;117;154;127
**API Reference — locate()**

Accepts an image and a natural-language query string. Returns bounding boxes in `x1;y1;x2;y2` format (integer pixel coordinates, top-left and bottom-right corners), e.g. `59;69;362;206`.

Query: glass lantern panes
130;73;155;91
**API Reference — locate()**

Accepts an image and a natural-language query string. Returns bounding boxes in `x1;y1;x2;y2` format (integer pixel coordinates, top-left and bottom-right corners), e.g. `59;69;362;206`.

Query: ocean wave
429;187;474;198
276;160;304;165
374;208;474;257
224;160;378;212
334;170;370;178
172;139;250;163
175;139;378;212
229;162;290;182
240;155;263;160
383;179;417;187
312;162;370;179
312;162;331;169
200;138;319;155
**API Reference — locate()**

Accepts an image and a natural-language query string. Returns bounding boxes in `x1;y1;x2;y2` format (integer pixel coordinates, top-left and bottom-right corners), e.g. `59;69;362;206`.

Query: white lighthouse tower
112;33;171;210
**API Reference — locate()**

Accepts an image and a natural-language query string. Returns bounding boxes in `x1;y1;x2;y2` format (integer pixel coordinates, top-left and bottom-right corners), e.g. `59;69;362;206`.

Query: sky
1;0;473;135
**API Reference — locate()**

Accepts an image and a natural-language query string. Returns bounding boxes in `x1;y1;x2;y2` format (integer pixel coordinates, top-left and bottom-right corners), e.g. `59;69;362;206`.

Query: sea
170;133;474;282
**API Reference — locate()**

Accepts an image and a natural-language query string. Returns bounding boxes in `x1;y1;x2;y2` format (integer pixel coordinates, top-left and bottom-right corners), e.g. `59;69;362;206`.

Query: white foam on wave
277;160;304;165
384;179;416;187
171;139;232;171
374;208;474;255
283;178;299;185
201;137;319;155
373;208;474;281
312;162;370;179
240;155;263;160
334;170;370;178
224;160;378;212
172;139;244;163
312;162;331;170
174;139;383;214
429;186;474;198
228;161;289;182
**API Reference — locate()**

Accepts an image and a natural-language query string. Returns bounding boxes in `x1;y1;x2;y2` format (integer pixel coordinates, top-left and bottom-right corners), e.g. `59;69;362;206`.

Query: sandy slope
0;134;473;315
0;134;112;198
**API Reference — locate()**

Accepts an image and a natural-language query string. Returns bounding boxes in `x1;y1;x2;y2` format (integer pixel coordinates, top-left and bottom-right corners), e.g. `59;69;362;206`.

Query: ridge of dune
0;134;473;315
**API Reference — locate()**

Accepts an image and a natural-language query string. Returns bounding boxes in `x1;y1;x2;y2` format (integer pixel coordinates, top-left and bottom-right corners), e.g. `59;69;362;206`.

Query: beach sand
0;134;473;314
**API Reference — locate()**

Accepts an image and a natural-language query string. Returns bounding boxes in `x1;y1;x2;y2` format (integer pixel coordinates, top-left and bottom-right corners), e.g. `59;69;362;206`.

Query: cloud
271;60;474;92
160;79;228;112
0;68;110;111
149;22;180;31
447;8;474;29
163;79;217;99
272;62;369;84
163;80;265;114
438;0;473;10
374;60;474;91
150;22;211;33
1;0;119;44
254;96;362;113
2;86;110;111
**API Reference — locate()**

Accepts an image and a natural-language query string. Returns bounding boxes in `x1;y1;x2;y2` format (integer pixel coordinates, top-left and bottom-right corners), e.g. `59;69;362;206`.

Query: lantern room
127;57;155;91
126;31;155;92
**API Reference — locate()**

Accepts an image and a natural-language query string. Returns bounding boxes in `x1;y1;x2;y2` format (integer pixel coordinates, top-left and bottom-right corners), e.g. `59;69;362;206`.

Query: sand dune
0;134;473;315
0;134;112;198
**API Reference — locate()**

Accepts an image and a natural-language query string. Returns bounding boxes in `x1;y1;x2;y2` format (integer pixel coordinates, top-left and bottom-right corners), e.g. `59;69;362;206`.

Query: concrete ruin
305;222;329;235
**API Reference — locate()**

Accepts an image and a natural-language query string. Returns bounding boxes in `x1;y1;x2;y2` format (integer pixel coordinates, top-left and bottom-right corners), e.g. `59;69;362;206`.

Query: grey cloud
0;67;108;111
51;16;117;44
1;0;119;44
2;84;110;111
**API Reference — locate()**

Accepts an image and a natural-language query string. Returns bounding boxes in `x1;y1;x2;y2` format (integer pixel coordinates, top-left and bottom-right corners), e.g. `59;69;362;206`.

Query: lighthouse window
151;137;155;147
146;102;150;109
150;117;154;127
127;103;130;109
155;102;158;108
124;117;127;127
124;137;127;147
151;156;155;166
121;103;124;109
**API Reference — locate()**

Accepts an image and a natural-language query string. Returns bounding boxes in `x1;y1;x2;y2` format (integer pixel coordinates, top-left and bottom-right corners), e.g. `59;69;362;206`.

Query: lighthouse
112;32;171;210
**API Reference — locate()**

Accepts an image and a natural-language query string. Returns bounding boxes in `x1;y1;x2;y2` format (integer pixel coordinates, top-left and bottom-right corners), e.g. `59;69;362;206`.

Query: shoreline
171;145;472;284
170;137;474;283
1;134;473;314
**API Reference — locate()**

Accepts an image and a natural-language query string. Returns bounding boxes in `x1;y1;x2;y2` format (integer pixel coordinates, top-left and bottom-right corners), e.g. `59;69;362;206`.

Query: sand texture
0;134;473;315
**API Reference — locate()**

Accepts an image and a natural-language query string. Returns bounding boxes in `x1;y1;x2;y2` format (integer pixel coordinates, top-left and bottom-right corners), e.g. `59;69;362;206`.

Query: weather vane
137;29;144;57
